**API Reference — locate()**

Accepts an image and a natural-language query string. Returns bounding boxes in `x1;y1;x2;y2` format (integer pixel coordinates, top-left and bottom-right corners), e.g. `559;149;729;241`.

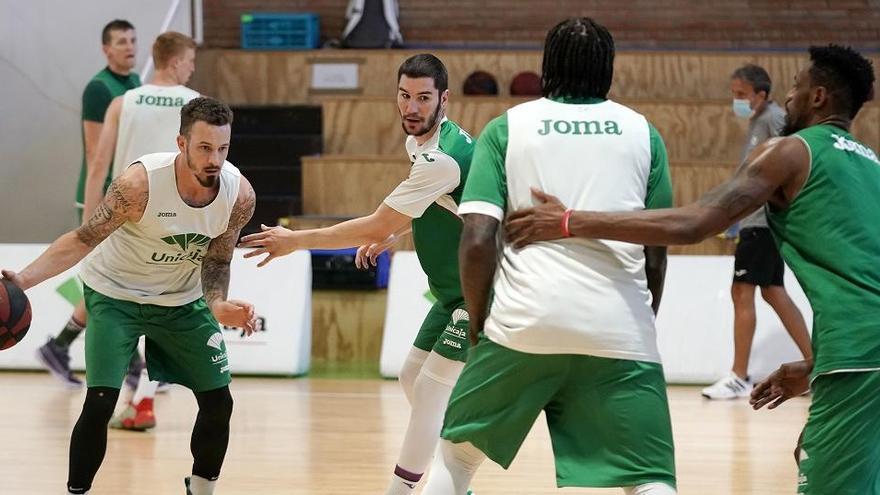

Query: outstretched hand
238;224;299;267
750;360;812;410
505;188;568;248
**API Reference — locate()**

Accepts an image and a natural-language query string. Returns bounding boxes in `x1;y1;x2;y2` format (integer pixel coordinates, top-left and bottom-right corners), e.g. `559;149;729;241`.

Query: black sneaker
35;338;82;389
184;476;193;495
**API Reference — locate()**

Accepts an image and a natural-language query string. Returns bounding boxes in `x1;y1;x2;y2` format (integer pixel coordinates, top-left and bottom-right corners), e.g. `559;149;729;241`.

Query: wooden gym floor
0;373;809;494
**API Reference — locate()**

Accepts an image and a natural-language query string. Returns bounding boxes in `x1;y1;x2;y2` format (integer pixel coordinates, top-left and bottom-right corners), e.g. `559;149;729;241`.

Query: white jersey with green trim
460;97;671;362
112;84;200;178
80;152;241;307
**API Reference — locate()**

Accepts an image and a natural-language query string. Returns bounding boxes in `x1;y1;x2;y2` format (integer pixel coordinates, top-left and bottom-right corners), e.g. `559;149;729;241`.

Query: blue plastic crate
241;12;319;50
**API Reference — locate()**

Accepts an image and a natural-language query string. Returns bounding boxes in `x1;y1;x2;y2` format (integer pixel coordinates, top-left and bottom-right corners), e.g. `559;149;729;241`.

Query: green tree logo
161;233;211;251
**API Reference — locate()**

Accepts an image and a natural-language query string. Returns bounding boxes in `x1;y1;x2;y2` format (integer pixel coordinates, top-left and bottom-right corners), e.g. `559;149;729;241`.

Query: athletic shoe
109;398;156;431
701;372;752;400
35;338;82;389
184;476;193;495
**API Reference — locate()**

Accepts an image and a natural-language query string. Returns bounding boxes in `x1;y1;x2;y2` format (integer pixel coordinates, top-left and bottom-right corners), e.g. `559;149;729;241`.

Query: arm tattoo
75;176;147;247
202;181;256;306
697;164;768;224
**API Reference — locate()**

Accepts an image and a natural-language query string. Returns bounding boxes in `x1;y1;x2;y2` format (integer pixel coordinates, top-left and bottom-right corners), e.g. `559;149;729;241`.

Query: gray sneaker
35;338;82;389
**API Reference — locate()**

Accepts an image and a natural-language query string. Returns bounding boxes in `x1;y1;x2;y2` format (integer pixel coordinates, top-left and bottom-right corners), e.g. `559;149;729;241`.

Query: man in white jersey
2;97;256;495
83;31;201;430
422;18;677;495
239;54;476;495
38;31;199;404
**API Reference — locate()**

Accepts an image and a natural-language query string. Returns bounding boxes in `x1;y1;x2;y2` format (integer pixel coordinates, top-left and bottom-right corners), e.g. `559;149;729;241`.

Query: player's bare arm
2;164;148;291
505;136;810;248
459;214;500;345
644;246;667;314
82;96;123;222
202;177;257;333
239;203;411;267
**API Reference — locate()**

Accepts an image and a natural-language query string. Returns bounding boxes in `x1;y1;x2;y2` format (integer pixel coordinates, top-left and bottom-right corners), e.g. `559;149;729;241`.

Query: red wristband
561;209;574;238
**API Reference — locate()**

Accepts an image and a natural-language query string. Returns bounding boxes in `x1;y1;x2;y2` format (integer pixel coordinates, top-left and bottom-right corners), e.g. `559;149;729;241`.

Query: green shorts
83;285;232;392
441;336;676;489
411;301;469;362
798;370;880;494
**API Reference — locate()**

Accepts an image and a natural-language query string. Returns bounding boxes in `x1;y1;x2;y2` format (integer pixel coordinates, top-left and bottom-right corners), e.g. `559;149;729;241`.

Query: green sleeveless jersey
395;120;474;308
75;67;142;207
767;124;880;377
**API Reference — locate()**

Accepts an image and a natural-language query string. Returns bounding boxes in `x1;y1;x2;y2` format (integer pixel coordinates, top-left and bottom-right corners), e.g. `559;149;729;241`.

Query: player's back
113;84;200;177
768;124;880;376
486;97;662;362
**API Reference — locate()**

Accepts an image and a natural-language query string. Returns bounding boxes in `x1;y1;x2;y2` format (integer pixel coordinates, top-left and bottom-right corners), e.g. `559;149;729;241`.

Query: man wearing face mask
701;64;812;400
239;54;476;495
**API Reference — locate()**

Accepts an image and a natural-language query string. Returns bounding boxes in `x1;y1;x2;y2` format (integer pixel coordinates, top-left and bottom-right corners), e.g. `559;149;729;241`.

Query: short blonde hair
152;31;196;69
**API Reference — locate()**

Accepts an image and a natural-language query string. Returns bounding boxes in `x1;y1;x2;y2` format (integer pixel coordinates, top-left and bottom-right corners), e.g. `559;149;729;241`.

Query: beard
400;102;442;137
780;112;805;137
185;150;220;188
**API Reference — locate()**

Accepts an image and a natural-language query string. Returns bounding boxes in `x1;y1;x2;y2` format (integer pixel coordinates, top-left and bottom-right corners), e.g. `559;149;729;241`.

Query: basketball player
701;64;812;400
2;97;256;495
505;45;877;495
421;17;676;495
83;31;200;430
37;19;141;388
239;54;476;495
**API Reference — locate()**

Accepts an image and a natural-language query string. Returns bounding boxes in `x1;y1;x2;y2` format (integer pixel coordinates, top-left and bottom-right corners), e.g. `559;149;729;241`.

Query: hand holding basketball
0;275;32;350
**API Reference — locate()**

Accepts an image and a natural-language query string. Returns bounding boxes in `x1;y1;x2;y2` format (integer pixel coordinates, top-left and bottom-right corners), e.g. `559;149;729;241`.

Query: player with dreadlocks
421;17;677;494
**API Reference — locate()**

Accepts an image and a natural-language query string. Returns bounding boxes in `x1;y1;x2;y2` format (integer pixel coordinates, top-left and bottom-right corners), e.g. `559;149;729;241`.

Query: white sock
132;369;158;405
396;352;464;472
385;352;464;495
422;440;486;495
624;482;677;495
399;347;429;404
385;471;420;495
188;475;217;495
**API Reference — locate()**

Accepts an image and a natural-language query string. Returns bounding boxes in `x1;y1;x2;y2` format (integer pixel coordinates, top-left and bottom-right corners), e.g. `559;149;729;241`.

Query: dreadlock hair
808;44;875;119
541;17;615;100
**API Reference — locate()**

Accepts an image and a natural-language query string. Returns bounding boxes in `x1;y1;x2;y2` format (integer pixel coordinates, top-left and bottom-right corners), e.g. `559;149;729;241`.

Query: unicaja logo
452;308;470;325
206;332;224;351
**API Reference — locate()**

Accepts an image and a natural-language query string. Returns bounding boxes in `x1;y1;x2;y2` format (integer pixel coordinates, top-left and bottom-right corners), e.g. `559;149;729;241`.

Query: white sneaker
701;372;752;399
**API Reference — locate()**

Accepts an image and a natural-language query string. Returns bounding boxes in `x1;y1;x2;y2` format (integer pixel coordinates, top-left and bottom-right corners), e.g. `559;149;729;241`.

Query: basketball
0;279;32;350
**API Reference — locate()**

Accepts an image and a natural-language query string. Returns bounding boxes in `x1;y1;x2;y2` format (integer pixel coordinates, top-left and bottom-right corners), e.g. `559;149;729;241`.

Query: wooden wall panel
318;96;880;161
193;50;880;104
301;155;411;215
311;290;386;376
668;163;738;256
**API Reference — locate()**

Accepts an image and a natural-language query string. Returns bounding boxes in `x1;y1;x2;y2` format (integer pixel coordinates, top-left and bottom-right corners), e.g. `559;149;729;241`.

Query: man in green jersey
505;45;878;495
239;54;475;495
37;19;141;388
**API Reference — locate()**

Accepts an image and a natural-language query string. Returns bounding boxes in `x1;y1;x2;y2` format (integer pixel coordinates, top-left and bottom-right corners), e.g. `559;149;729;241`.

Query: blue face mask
732;99;753;119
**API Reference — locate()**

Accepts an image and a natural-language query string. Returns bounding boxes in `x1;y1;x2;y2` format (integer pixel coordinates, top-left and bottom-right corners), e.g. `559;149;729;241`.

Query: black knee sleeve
67;387;120;494
191;386;233;480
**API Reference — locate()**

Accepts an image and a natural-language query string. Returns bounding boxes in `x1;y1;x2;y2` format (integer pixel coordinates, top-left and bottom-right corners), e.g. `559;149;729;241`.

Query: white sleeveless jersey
80;152;241;306
463;98;661;362
113;84;200;177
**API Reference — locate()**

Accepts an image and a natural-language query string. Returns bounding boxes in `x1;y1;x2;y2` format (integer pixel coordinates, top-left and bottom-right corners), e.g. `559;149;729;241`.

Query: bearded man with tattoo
2;97;256;495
